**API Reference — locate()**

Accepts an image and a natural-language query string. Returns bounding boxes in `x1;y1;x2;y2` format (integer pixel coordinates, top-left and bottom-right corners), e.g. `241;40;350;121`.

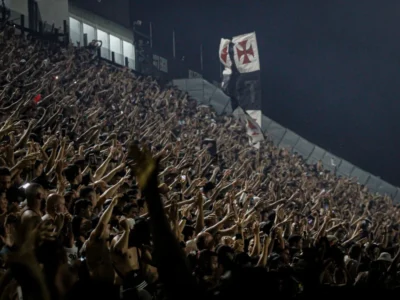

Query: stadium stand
0;4;399;300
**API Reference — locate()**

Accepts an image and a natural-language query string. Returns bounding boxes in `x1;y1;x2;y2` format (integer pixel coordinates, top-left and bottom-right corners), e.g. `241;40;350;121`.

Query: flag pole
149;22;153;48
172;30;176;58
200;43;203;72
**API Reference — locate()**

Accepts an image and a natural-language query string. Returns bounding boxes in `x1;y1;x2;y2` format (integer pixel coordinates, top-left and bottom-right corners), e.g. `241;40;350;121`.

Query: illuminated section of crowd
0;24;398;300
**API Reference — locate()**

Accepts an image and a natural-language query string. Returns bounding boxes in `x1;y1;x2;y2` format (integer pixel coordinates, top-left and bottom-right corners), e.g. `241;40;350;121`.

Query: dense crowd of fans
0;24;399;300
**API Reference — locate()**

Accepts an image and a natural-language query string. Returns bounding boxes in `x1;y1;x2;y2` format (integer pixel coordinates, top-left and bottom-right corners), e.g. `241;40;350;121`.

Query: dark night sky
76;0;400;186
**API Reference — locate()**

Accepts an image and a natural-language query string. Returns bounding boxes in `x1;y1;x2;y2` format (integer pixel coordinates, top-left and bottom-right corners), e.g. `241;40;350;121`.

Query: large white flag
219;38;233;90
220;32;264;147
232;32;260;74
219;38;232;68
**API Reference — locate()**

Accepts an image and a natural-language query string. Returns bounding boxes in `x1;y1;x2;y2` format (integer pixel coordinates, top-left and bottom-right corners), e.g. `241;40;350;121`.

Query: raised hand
252;221;260;235
196;191;203;207
111;194;121;207
55;160;64;175
223;169;232;179
54;213;65;233
128;144;159;191
212;200;224;212
119;217;130;231
235;217;244;228
254;198;263;209
181;204;193;218
195;178;207;187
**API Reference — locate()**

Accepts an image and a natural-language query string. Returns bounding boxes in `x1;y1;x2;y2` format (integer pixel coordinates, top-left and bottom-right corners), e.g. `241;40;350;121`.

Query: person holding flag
219;32;264;146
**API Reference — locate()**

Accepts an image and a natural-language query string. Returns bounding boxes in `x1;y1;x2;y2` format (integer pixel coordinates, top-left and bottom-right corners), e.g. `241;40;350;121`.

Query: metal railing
6;9;68;45
172;78;400;201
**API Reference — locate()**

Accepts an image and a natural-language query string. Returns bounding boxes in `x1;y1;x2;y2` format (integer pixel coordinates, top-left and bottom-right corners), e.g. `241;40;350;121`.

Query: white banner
233;107;264;146
232;32;260;73
246;110;262;127
219;38;232;68
246;109;262;149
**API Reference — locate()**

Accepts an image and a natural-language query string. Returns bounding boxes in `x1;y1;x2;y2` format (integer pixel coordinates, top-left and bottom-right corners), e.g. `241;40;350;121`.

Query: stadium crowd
0;24;399;300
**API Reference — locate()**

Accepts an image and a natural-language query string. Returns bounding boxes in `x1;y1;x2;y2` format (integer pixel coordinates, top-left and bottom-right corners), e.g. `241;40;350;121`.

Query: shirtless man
42;193;69;235
42;193;67;221
21;183;45;226
110;217;158;295
82;195;118;284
